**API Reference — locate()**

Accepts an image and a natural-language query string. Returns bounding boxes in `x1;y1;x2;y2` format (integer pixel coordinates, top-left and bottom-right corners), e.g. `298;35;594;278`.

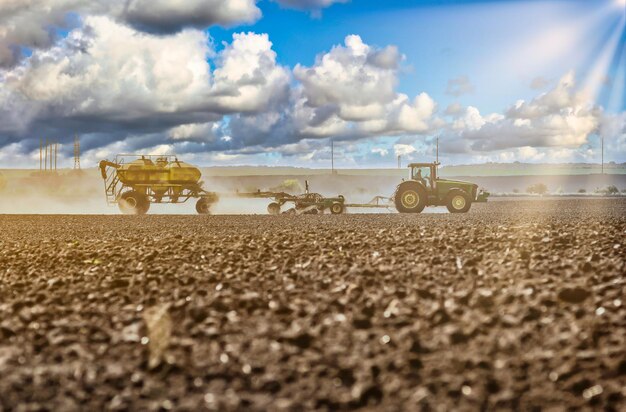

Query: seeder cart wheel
119;191;149;215
196;198;211;215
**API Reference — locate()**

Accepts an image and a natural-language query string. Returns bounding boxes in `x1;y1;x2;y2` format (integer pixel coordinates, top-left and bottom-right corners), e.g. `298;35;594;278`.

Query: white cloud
371;147;388;156
393;144;417;157
291;34;435;139
451;106;486;131
0;18;290;154
0;1;262;68
168;122;220;142
448;71;600;152
210;32;290;113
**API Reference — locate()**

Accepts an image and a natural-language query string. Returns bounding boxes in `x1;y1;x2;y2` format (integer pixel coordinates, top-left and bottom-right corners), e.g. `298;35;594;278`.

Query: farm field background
0;163;625;214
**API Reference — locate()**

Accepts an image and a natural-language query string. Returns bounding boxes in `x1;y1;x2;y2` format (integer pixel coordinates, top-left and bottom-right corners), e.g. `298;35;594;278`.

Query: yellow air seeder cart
99;154;218;215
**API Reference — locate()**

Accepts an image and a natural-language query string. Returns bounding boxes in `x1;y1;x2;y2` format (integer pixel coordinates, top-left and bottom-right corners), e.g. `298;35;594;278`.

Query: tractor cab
408;162;439;189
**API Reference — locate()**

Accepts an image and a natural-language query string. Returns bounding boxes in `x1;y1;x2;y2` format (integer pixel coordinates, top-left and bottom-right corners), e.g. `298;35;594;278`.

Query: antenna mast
331;138;334;174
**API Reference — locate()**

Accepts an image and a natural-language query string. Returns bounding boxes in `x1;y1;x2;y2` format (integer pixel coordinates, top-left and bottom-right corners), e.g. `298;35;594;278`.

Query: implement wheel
267;202;280;215
446;190;472;213
330;202;344;215
119;191;149;215
196;198;211;215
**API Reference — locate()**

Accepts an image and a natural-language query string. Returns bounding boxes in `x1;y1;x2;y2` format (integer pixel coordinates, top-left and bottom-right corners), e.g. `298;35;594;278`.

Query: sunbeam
580;5;625;106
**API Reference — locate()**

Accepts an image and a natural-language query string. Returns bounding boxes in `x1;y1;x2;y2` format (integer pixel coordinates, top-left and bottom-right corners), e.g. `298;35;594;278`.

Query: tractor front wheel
330;202;344;214
267;202;281;215
446;190;472;213
119;191;149;215
394;183;427;213
196;198;212;214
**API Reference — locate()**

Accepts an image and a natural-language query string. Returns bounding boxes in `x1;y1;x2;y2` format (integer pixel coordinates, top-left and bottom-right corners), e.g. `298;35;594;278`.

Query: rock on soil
0;199;624;410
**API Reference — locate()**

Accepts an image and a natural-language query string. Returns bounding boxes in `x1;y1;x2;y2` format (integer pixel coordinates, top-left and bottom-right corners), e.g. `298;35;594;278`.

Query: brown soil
0;199;624;410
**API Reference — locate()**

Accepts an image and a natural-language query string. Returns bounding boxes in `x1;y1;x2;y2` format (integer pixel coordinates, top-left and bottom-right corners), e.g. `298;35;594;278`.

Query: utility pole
601;136;604;175
54;142;58;171
44;138;48;171
39;138;42;171
436;137;439;164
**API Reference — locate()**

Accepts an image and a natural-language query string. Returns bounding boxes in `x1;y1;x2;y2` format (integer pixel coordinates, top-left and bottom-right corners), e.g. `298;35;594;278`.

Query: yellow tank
116;156;201;186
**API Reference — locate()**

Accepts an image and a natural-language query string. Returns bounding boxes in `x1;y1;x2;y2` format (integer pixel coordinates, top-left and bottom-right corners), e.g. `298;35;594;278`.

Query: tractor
393;162;489;213
99;154;218;215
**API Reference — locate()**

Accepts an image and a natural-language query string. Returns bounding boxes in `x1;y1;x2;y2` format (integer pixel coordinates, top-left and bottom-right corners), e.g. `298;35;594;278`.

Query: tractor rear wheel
196;198;211;214
394;183;427;213
267;202;280;215
330;202;344;214
446;190;472;213
119;191;149;215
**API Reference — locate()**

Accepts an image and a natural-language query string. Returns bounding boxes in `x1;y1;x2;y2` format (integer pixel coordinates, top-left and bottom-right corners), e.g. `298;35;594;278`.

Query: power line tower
74;135;81;170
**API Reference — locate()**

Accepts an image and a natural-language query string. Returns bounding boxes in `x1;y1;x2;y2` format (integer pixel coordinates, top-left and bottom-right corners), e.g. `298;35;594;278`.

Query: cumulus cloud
443;71;600;153
445;75;474;97
210;32;290;113
0;16;289;154
217;35;437;156
291;35;435;139
0;0;261;67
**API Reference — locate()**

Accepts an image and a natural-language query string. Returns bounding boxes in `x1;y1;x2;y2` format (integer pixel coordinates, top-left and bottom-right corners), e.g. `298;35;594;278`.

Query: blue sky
0;0;624;167
211;0;625;114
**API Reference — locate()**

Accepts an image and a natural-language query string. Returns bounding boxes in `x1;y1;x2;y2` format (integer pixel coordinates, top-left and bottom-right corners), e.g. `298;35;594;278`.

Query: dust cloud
0;170;399;215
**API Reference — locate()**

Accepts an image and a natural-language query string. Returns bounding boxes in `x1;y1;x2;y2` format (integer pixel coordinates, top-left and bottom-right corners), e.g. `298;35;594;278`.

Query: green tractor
394;162;489;213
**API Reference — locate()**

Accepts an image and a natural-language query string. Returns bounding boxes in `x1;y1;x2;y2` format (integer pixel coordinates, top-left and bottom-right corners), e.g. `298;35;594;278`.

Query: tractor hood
436;178;477;187
437;178;489;202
